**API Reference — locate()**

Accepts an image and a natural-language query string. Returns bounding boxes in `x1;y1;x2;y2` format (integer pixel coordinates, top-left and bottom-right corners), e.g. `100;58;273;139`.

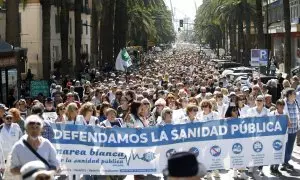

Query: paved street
125;145;300;180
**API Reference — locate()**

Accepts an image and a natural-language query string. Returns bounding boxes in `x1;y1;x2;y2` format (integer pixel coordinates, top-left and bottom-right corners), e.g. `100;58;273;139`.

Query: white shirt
269;110;287;116
91;96;101;106
179;117;199;124
100;119;125;128
0;123;23;160
246;107;270;117
217;104;227;118
65;115;87;125
239;105;250;118
198;111;220;122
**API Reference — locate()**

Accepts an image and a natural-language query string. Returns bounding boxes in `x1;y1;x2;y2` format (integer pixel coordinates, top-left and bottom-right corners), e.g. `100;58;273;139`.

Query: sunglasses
5;117;12;120
256;99;263;102
165;111;172;114
59;108;65;111
28;122;41;126
143;103;150;105
192;108;199;112
201;105;209;108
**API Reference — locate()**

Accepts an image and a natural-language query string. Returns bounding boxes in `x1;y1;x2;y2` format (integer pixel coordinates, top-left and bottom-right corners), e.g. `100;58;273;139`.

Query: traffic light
179;20;183;27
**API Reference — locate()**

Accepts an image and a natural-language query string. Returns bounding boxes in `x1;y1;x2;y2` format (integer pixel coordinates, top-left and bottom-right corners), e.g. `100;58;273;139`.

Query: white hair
25;115;44;129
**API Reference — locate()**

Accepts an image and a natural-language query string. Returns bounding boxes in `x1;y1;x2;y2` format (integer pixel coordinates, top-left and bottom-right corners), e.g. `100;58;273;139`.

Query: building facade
266;0;300;70
20;0;91;79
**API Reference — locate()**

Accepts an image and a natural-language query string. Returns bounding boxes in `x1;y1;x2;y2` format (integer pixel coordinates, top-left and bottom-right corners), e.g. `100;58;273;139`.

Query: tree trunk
237;14;244;63
40;0;51;80
283;0;292;75
75;0;82;78
100;0;115;70
114;0;128;60
244;0;251;66
60;0;70;75
91;0;99;68
6;0;20;47
256;0;264;48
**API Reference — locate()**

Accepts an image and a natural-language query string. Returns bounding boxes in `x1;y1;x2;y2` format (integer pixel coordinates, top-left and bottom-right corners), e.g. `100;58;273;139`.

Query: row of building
0;0;92;79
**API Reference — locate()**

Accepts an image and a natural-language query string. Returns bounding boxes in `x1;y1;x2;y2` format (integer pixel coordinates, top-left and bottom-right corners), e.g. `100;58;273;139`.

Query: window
86;20;88;35
69;18;72;34
55;14;60;33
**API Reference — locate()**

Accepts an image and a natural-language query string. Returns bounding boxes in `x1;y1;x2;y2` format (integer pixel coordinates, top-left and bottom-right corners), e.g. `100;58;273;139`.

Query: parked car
222;67;254;76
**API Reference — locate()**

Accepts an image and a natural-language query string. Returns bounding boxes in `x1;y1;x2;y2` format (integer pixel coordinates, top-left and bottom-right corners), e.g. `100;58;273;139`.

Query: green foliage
194;0;255;47
127;0;175;45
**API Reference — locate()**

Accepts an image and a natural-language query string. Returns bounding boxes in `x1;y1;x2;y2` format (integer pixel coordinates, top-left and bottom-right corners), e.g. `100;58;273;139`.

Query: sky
164;0;203;21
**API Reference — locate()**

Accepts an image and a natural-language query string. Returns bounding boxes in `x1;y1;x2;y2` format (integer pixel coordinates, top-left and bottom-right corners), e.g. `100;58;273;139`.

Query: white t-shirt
198;111;220;122
246;107;270;117
239;105;250;118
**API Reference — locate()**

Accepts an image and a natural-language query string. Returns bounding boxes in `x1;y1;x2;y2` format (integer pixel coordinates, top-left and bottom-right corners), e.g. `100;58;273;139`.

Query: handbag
22;140;56;170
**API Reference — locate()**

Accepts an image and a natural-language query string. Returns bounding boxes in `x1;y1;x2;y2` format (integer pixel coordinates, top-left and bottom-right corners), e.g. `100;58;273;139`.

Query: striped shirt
286;101;299;134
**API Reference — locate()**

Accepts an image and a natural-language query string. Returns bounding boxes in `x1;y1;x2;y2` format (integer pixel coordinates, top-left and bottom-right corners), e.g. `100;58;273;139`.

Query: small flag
115;48;132;71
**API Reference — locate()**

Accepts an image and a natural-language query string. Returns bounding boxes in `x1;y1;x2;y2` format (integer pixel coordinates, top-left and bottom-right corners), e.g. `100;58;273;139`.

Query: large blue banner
51;116;288;175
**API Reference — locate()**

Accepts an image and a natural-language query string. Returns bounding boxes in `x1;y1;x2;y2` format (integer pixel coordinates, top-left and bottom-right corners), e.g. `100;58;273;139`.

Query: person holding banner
79;102;98;125
198;100;220;122
99;108;124;128
246;95;270;177
282;88;299;171
55;103;67;123
125;101;148;128
65;103;86;125
236;95;250;118
157;108;173;126
269;99;287;176
179;104;199;124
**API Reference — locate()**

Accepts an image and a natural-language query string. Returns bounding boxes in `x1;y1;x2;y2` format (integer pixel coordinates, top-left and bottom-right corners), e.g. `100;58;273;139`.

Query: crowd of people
0;46;299;180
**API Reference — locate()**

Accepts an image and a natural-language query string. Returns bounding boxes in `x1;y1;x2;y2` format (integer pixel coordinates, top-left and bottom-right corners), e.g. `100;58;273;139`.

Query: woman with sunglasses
157;108;173;126
10;115;60;175
55;103;66;123
180;104;200;123
117;96;130;119
236;95;250;118
149;98;166;126
198;100;220;122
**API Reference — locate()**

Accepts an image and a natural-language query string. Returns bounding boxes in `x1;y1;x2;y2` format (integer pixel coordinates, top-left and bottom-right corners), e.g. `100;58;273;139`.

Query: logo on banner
253;141;263;153
189;147;200;157
232;143;243;154
273;140;283;151
210;145;221;157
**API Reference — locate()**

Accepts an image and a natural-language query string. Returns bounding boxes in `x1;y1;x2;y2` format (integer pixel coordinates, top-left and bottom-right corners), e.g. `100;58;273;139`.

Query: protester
10;115;60;175
79;102;98;125
65;103;86;125
0;104;8;125
149;98;166;126
55;103;66;123
0;112;23;164
99;108;124;128
282;88;299;171
8;108;25;133
157;108;173;126
31;104;54;140
198;100;220;121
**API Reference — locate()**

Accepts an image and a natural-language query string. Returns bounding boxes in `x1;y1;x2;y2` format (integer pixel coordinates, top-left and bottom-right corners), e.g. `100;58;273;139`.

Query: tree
60;0;71;75
5;0;20;47
40;0;51;80
283;0;291;75
74;0;82;77
114;0;128;59
100;0;115;69
91;0;100;68
256;0;264;48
